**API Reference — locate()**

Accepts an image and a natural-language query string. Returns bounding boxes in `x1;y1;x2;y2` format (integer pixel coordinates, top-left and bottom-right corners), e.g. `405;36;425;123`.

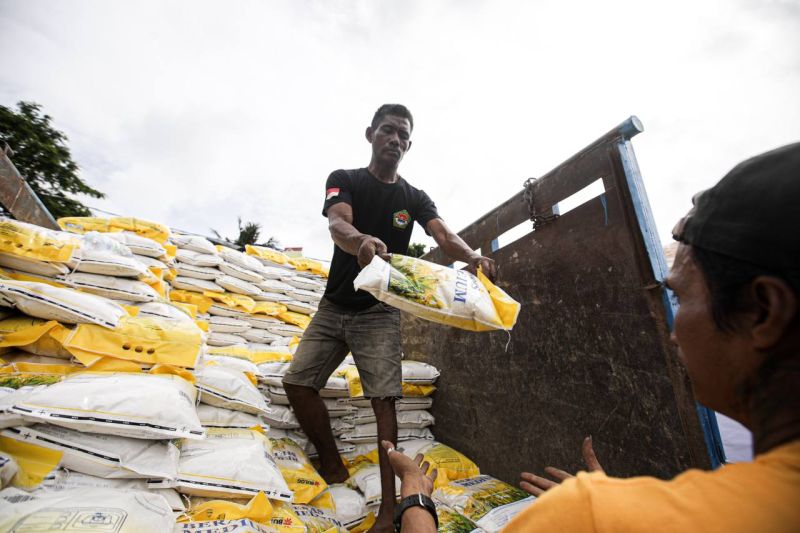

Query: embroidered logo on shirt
326;188;340;200
393;209;410;229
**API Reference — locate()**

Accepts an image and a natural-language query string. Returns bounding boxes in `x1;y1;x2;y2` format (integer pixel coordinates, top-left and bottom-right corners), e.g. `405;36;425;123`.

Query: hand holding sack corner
353;254;520;332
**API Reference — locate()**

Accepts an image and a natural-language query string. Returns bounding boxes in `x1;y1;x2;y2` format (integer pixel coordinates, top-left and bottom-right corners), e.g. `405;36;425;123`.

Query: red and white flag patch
326;188;340;200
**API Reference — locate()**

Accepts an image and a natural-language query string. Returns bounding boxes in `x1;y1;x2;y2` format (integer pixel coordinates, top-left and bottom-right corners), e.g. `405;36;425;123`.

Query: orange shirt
504;441;800;532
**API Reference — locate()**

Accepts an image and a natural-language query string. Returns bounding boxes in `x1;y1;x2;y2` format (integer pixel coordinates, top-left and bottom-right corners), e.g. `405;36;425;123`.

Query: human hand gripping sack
357;235;389;268
466;253;497;281
519;436;605;496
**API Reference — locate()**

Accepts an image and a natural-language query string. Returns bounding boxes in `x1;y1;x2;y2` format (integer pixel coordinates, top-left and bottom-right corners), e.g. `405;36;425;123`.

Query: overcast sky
1;0;798;262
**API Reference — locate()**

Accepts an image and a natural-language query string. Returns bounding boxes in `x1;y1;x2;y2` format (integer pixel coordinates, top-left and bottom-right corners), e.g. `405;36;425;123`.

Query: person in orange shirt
383;142;800;532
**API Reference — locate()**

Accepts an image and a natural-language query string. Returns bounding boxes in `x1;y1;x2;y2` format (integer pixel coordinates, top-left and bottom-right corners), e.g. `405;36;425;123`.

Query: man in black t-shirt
283;104;496;532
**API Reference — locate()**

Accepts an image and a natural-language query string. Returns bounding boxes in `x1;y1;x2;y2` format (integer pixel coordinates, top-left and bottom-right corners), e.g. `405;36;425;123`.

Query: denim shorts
282;297;402;398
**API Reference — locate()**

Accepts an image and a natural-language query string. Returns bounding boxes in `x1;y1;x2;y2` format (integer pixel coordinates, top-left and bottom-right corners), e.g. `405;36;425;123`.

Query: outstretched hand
519;436;604;497
381;440;437;498
358;236;389;268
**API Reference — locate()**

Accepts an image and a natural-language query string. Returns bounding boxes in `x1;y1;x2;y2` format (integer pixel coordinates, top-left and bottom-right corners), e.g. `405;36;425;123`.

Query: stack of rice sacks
0;216;534;533
0;217;201;529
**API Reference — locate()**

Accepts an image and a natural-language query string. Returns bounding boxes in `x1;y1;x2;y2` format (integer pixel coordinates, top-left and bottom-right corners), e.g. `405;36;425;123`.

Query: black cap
672;142;800;275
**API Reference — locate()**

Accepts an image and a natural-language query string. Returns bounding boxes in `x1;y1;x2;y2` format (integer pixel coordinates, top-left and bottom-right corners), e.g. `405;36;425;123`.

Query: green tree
211;217;262;247
235;219;261;247
407;242;427;257
0;101;104;218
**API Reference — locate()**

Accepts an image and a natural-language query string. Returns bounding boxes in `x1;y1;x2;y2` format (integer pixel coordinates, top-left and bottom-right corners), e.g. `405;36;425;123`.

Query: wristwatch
394;493;438;532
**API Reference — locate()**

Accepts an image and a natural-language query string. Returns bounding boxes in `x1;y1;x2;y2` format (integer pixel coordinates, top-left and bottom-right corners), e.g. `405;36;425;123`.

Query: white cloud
1;0;798;261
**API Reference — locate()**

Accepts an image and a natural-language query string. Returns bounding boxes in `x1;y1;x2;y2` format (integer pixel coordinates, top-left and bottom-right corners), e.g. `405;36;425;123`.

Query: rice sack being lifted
353;254;520;331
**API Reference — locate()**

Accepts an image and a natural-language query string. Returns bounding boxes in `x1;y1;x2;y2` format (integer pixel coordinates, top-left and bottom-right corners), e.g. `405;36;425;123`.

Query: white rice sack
402;360;441;385
256;361;291;386
195;364;268;415
2;424;178;480
306;438;354;458
176;249;223;267
9;371;204;439
218;247;265;272
346;464;400;505
134;254;168;270
344;407;375;426
329;484;368;529
0;252;69;277
287;288;322;303
203;354;260;375
253;291;293;304
397;409;435;429
432;475;535;533
258;266;288;280
268;428;309;449
340;424;434;444
65;272;160;302
331;418;354;436
262;404;299;429
285;300;317;315
176;262;221;280
257;279;294;295
270;336;294;347
36;469;186;511
219;262;264;283
0;387;37;429
208;303;249;318
0;280;127;328
208;315;251;334
241;328;281;344
196;404;269;431
341;443;378;461
0;487;175;531
206;331;247;346
67;232;148;277
325;399;356;418
263;322;304;338
136;301;195;324
0;452;18;489
172;235;218;255
176;428;292;500
243;315;282;328
105;231;167;258
319;375;349;398
265;385;290;405
283;276;325;292
216;275;261;297
348;396;433;411
172;276;224;293
354;254;520;332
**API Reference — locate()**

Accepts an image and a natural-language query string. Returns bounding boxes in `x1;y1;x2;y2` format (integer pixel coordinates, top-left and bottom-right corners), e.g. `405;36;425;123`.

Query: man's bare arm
426;218;497;279
328;202;389;268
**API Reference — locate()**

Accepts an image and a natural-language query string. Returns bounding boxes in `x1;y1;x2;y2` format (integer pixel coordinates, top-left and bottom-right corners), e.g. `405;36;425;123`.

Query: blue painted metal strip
617;134;726;469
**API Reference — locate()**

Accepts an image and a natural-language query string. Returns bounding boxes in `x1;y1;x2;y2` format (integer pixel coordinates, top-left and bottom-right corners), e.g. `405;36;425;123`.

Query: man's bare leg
284;382;349;483
370;396;398;532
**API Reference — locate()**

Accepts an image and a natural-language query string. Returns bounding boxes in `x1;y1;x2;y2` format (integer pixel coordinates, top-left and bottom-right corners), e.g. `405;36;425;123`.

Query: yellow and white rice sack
2;424;178;480
432;475;535;533
353;254;520;331
176;428;292;500
8;371;204;439
195;364;268;415
0;487;175;531
196;404;269;431
0;280;127;328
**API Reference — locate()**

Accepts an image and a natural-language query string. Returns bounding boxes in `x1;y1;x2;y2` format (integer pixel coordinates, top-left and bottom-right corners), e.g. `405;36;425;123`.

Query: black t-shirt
322;168;440;309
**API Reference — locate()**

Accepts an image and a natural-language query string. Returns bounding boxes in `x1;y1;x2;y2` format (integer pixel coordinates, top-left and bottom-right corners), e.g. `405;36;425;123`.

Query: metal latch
523;177;559;230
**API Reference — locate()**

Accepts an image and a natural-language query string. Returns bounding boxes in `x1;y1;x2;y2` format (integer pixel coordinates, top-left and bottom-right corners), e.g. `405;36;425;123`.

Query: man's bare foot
318;462;349;484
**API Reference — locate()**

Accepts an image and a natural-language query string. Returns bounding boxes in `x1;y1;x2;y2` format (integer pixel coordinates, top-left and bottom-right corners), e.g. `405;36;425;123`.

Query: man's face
367;114;412;165
666;243;755;419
